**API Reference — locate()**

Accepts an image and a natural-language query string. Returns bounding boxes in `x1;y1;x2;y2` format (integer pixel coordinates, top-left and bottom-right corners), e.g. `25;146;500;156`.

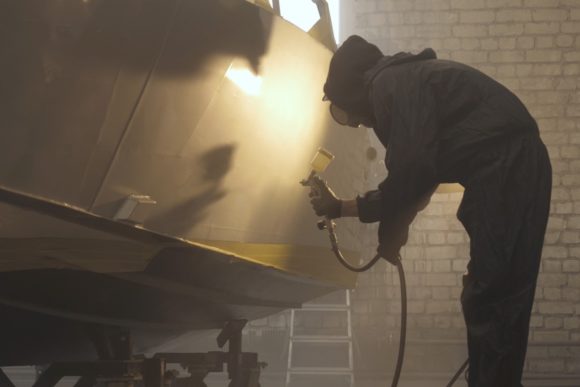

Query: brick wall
340;0;580;381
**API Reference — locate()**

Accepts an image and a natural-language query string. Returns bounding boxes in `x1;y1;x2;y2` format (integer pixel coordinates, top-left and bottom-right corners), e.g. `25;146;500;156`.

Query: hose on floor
447;358;469;387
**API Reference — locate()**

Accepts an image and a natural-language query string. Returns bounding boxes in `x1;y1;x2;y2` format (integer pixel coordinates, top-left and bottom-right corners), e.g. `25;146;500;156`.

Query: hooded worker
310;35;552;387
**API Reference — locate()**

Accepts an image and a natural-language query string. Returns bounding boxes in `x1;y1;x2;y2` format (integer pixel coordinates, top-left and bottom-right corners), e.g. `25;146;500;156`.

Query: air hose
320;218;467;387
301;147;466;386
446;358;469;387
320;218;407;387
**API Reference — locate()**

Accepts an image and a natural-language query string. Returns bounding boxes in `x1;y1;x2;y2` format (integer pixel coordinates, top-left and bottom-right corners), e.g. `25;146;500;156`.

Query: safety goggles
323;95;351;126
329;103;351;126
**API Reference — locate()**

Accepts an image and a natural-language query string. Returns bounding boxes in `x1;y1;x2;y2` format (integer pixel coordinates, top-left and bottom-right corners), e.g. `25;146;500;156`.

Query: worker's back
369;56;540;183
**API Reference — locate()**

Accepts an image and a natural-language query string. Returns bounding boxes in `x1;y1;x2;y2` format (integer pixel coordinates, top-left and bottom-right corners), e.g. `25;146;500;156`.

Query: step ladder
285;290;354;387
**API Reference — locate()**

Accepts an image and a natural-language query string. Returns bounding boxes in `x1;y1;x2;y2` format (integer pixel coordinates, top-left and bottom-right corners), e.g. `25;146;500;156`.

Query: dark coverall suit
350;49;552;386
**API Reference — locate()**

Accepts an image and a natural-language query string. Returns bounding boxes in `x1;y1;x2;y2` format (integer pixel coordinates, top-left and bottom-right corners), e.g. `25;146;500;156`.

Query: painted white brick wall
341;0;580;378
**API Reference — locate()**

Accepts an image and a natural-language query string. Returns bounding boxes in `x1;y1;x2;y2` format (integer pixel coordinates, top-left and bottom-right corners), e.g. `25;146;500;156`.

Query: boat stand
1;320;264;387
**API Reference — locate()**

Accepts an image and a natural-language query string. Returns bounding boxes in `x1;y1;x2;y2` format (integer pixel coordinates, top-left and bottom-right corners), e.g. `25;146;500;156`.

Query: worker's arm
308;178;359;218
357;64;440;224
340;199;359;217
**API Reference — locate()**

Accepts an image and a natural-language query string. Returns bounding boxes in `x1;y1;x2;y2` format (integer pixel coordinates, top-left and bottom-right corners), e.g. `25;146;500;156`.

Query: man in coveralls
310;35;552;387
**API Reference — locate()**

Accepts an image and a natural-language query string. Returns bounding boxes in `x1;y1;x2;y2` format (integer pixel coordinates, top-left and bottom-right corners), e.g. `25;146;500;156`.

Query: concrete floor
4;367;578;387
354;380;467;387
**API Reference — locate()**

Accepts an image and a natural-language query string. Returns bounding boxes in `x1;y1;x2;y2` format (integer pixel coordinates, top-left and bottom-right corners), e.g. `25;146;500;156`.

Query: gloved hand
376;207;416;264
308;175;342;219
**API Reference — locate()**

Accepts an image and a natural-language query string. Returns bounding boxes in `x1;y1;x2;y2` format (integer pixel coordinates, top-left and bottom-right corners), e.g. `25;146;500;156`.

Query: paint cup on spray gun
301;148;335;230
300;148;334;185
300;147;335;187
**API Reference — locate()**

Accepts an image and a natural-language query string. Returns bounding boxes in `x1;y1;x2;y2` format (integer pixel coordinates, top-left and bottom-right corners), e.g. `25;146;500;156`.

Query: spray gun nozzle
300;170;317;186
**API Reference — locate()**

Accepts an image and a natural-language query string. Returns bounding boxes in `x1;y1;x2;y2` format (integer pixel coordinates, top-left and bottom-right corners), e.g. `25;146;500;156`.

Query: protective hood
323;35;383;112
365;48;437;85
323;34;436;113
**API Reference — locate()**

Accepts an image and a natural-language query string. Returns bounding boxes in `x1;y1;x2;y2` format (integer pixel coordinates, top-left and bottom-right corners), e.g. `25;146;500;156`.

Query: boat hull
0;0;367;365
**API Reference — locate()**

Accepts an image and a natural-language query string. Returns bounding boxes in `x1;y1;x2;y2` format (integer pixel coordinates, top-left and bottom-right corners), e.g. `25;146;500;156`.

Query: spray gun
301;148;385;272
300;147;337;233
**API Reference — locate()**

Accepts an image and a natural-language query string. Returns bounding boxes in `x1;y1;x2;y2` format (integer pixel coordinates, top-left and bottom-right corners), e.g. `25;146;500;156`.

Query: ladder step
288;367;353;374
299;304;350;311
290;335;351;342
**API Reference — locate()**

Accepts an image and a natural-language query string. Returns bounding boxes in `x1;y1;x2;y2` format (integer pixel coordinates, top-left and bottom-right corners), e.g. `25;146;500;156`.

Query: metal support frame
1;321;264;387
30;358;164;387
0;368;16;387
156;320;265;387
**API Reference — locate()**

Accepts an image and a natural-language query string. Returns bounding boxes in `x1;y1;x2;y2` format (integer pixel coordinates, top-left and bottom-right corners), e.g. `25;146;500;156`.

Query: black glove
309;175;342;219
376;207;416;264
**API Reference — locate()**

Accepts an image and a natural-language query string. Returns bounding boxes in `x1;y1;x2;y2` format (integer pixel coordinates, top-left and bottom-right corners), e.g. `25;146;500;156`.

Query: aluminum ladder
285;290;354;387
